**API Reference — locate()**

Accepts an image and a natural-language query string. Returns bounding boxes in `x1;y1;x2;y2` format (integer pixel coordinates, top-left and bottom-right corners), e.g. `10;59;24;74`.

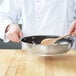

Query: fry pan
21;35;73;56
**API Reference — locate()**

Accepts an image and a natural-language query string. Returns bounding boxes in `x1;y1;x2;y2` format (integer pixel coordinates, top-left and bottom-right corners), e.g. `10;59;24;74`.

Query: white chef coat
0;0;76;49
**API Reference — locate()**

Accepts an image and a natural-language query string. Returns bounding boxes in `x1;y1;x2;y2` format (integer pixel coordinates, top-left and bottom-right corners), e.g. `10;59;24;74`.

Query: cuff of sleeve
0;20;12;42
3;33;10;43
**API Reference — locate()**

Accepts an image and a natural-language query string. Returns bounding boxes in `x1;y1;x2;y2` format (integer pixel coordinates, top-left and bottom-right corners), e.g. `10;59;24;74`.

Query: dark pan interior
21;35;73;45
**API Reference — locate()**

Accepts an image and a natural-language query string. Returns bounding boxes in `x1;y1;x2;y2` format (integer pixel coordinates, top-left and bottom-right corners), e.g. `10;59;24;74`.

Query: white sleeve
74;0;76;19
0;0;21;41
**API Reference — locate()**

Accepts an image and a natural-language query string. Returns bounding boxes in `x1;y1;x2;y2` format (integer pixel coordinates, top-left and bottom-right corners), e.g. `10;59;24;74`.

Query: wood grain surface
0;49;76;76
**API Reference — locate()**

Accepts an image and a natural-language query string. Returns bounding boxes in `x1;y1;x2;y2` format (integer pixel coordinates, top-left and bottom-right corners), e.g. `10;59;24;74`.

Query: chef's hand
5;24;23;42
68;20;76;36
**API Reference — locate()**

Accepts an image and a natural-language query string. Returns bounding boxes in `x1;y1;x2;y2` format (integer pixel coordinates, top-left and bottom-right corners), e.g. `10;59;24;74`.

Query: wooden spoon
41;34;70;45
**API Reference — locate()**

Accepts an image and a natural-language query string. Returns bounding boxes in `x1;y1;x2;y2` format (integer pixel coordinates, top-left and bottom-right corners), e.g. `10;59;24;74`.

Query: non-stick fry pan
21;35;73;56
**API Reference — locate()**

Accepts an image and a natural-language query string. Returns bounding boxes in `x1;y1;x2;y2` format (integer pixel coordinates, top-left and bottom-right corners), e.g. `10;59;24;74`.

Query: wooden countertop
0;49;76;76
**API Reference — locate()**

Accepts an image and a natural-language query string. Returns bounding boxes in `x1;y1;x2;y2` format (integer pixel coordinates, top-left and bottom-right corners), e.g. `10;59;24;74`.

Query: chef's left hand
68;20;76;36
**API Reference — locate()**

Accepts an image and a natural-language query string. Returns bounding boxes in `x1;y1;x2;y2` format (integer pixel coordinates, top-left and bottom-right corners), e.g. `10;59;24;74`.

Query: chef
0;0;76;49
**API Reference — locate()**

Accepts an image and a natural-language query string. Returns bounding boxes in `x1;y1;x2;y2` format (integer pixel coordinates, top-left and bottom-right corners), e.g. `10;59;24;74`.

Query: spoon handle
53;34;70;44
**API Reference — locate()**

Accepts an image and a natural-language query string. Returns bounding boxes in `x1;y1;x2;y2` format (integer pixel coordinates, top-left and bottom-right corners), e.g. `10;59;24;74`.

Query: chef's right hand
5;24;23;42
